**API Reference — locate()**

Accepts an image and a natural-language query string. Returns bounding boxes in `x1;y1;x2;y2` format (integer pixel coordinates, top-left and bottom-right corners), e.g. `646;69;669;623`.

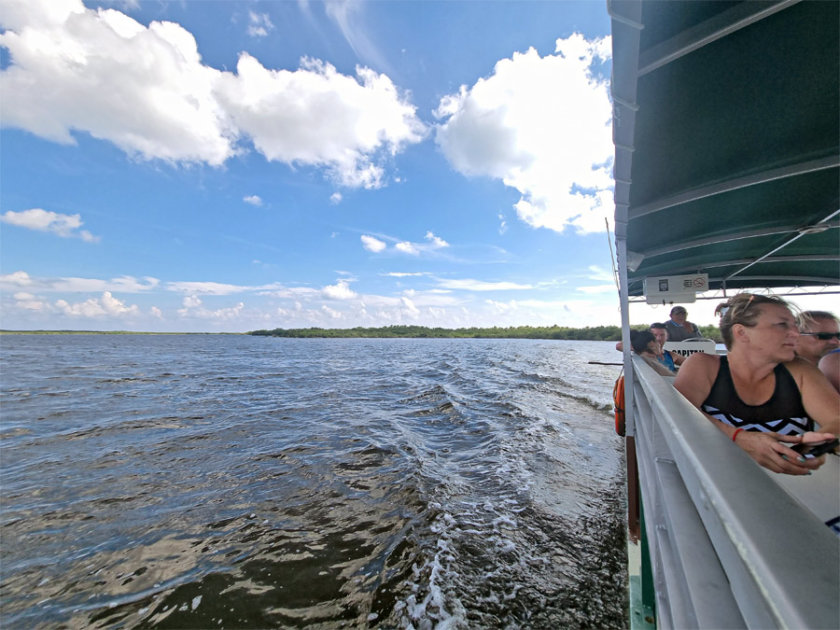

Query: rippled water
0;335;628;629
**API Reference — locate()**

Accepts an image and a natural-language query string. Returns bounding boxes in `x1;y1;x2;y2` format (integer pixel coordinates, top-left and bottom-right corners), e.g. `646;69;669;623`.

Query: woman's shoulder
684;351;720;368
674;352;720;381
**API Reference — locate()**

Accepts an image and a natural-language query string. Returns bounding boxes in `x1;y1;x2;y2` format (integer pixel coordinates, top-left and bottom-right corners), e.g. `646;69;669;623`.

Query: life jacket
613;373;625;436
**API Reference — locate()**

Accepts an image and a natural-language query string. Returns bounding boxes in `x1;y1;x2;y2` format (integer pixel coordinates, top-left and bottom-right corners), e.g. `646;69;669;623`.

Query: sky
0;0;835;333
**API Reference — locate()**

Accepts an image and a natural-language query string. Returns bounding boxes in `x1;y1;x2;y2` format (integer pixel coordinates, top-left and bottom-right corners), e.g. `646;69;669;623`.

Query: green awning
610;0;839;297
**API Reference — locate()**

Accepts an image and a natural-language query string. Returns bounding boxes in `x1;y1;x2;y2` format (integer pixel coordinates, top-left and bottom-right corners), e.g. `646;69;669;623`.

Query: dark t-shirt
666;319;700;341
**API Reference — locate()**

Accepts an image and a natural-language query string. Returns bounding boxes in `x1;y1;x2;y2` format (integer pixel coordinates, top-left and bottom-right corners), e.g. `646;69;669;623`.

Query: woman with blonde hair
674;293;839;475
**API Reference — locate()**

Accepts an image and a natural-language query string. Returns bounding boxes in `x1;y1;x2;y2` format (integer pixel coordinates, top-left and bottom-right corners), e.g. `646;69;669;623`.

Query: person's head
630;329;658;356
670;306;687;324
714;292;797;356
795;311;840;364
649;323;668;348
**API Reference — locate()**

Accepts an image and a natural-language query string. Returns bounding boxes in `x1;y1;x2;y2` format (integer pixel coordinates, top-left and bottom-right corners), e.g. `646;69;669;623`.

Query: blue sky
2;1;832;332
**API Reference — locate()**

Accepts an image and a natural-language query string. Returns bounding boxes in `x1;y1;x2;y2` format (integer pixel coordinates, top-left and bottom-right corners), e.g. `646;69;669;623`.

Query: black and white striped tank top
701;356;813;435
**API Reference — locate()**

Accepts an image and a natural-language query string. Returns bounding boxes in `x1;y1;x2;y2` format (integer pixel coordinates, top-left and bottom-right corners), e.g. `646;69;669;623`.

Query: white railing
628;356;839;629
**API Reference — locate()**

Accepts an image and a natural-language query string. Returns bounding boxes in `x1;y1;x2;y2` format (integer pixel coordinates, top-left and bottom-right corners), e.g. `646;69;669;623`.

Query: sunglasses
799;332;840;340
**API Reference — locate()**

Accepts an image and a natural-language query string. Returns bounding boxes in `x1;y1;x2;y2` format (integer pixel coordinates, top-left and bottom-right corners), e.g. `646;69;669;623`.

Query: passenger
819;350;840;394
650;322;685;371
630;329;675;376
795;310;840;365
665;305;701;341
616;324;683;372
674;293;839;475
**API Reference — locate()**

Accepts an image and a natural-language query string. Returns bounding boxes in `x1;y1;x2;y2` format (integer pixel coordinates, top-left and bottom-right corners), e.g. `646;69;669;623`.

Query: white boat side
609;1;840;628
628;356;838;628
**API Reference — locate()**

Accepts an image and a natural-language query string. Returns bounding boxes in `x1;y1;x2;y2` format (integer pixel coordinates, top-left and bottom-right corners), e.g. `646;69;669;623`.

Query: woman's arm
674;354;827;474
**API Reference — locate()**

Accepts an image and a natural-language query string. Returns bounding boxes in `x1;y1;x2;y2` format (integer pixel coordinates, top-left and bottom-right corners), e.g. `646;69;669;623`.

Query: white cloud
363;232;449;256
435;278;533;291
322;279;357;300
0;0;425;186
0;271;32;287
247;11;274;38
0;0;236;164
0;272;159;293
167;281;249;295
321;304;343;319
395;241;419;255
216;55;426;188
12;292;46;310
177;294;244;320
435;33;613;234
56;291;139;317
330;192;343;204
1;208;99;241
361;234;387;252
401;296;420;316
424;231;449;249
243;194;263;206
182;295;202;309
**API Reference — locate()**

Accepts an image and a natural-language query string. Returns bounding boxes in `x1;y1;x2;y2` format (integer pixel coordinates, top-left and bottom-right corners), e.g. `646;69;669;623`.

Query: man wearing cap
665;306;701;341
796;311;840;392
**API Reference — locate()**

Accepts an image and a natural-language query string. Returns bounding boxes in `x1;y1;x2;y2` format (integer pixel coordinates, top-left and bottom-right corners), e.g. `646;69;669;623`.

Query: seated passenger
630;329;675;376
796;310;840;366
616;324;683;372
650;322;684;371
674;293;839;475
665;305;701;341
819;350;840;394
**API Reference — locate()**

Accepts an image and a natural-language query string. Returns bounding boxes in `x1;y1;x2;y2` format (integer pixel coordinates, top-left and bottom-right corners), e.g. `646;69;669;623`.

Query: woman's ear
732;323;748;344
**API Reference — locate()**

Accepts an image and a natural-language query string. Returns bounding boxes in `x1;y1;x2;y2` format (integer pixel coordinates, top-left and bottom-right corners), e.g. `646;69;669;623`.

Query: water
0;335;628;629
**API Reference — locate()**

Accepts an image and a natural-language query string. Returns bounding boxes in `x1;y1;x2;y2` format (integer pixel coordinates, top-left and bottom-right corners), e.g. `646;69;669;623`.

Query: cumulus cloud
243;194;263;206
0;0;426;185
0;0;236;164
216;55;426;188
435;33;613;234
12;292;47;310
1;208;99;242
330;192;343;204
361;234;387;252
322;279;357;300
0;271;33;287
56;291;139;317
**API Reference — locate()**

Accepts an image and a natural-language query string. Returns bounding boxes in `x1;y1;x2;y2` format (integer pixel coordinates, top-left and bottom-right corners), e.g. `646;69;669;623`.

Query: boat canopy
611;0;839;298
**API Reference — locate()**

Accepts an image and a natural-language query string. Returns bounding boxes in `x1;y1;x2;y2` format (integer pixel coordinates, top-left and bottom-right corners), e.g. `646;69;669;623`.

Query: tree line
249;324;723;342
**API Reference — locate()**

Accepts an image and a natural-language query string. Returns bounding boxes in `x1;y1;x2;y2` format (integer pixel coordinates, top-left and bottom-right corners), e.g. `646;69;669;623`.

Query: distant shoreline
0;325;725;342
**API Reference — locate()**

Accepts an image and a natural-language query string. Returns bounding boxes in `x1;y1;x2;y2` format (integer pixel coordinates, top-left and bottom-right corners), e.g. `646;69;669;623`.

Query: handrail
629;356;839;629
